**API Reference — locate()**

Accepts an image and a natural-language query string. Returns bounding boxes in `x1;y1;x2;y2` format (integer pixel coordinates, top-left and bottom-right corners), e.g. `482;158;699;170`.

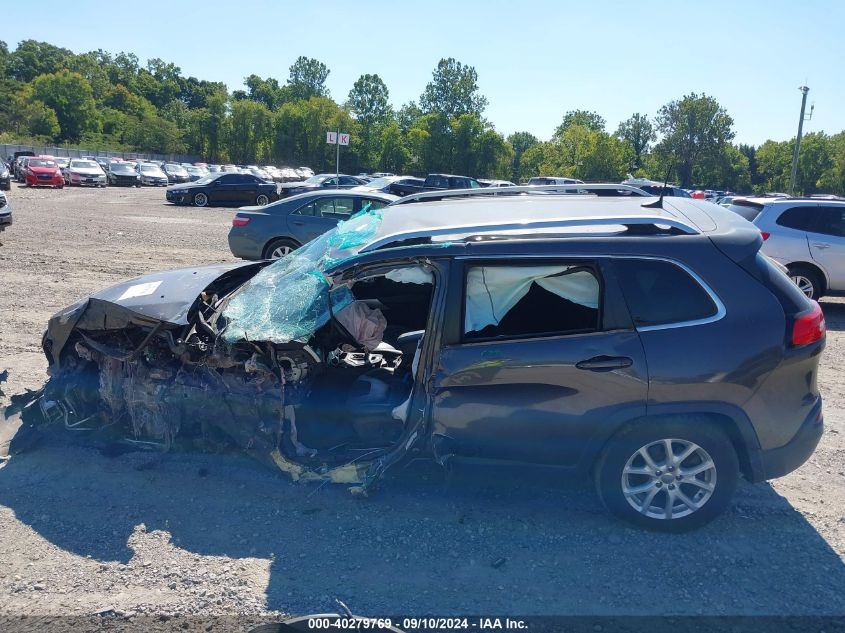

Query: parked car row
207;164;315;182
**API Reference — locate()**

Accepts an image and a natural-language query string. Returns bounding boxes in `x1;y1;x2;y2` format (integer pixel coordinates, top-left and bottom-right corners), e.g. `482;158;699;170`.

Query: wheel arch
786;261;828;294
586;404;764;482
262;236;301;259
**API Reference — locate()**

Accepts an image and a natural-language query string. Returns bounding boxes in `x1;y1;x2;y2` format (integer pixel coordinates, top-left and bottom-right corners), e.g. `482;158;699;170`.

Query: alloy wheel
621;438;716;520
256;194;270;206
270;245;292;259
194;193;208;207
790;274;815;298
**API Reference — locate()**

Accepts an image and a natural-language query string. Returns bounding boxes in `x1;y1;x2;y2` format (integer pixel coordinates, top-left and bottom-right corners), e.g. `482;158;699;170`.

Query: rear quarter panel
636;244;812;451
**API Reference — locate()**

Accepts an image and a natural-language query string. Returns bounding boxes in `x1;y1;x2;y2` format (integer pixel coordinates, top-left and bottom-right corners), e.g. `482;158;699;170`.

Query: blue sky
2;0;842;145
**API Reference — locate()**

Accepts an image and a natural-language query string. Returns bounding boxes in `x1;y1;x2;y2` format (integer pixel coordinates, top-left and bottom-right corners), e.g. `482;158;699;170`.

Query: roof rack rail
390;183;651;205
360;215;698;254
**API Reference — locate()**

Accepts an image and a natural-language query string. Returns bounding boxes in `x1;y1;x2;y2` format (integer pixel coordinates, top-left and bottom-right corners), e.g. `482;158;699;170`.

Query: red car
24;157;64;188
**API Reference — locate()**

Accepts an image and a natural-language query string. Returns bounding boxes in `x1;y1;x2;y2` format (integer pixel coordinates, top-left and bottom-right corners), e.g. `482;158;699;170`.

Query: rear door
806;205;845;291
759;204;817;268
427;257;648;467
229;174;255;204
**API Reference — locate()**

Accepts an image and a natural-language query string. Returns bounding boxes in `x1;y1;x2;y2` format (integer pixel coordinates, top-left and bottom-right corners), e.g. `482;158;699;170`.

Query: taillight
232;216;250;227
761;232;770;241
791;301;825;346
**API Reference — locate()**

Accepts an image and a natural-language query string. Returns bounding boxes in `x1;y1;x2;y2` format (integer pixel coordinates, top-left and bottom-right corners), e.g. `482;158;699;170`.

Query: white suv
728;197;845;299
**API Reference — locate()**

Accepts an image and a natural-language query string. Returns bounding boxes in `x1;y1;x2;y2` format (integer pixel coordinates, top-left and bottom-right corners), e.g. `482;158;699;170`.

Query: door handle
812;242;831;249
292;221;305;226
575;355;633;371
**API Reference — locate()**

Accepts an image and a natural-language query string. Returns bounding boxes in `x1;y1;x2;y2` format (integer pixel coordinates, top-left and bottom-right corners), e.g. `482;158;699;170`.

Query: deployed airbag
464;265;599;333
336;301;388;350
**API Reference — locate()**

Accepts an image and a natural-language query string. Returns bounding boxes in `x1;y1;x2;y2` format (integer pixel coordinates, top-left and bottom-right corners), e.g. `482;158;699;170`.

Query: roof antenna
642;162;672;209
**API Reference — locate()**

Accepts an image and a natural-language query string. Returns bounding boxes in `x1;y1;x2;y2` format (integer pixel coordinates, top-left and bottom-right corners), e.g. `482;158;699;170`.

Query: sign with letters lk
326;132;349;145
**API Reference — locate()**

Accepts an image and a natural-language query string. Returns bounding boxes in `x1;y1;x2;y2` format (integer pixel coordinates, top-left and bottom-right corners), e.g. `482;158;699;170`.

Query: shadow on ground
821;300;845;332
0;435;843;616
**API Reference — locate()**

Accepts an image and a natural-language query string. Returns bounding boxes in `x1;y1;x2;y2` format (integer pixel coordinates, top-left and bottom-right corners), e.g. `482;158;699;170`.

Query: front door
428;258;648;467
807;205;845;291
209;174;237;204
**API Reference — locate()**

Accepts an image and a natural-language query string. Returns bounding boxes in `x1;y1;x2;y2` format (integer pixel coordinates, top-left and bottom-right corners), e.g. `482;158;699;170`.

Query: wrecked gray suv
5;185;826;531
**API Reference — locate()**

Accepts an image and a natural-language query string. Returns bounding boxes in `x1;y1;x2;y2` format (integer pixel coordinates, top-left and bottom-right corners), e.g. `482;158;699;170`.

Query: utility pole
789;86;813;196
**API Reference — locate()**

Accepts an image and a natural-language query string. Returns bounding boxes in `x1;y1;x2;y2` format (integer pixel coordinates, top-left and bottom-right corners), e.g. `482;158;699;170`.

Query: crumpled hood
29;166;60;174
44;261;265;367
86;261;262;324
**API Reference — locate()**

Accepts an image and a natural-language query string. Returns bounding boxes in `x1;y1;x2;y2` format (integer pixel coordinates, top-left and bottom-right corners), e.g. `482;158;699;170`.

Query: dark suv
7;184;825;531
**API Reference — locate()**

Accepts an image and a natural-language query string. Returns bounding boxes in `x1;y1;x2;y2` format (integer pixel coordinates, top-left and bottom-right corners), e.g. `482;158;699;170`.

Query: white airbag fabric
464;265;599;333
385;266;434;285
335;300;387;349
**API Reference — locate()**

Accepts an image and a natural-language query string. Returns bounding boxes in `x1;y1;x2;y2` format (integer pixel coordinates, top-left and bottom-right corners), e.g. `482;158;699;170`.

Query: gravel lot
1;184;844;622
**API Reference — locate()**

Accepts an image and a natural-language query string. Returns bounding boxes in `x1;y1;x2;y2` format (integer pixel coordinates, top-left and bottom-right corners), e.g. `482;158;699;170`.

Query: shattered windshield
222;207;383;343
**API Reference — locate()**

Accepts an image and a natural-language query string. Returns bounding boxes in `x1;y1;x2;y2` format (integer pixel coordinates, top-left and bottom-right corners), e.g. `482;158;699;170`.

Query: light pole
788;86;814;196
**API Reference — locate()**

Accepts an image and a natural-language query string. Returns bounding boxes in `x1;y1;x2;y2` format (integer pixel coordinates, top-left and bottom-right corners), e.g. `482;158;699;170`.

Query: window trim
458;259;605;344
293;196;356;219
455;254;726;334
612;257;726;332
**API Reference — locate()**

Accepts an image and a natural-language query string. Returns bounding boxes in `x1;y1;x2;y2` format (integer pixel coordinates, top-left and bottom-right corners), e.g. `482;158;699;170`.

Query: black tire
193;192;208;207
255;193;270;206
263;238;299;260
787;265;824;300
594;418;739;532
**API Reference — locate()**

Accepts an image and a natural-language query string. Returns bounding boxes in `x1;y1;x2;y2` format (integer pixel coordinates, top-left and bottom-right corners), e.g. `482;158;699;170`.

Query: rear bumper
227;231;264;260
756;398;823;481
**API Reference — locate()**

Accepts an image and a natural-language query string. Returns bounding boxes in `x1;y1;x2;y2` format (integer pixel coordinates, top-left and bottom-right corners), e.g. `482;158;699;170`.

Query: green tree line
1;39;843;194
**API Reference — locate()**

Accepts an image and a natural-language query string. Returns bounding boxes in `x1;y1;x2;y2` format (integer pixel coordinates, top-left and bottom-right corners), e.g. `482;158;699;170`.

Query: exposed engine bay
24;260;436;491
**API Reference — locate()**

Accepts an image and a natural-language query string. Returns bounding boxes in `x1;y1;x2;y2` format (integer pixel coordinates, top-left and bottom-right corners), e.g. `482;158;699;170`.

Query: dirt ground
1;184;844;622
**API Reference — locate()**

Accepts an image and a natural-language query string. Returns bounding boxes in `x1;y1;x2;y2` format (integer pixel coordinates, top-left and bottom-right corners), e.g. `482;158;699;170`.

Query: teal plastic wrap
221;210;383;343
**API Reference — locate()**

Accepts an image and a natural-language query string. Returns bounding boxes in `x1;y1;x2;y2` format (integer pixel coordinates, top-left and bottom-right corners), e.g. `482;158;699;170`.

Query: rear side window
776;206;818;231
728;200;764;221
615;260;718;328
463;264;601;340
